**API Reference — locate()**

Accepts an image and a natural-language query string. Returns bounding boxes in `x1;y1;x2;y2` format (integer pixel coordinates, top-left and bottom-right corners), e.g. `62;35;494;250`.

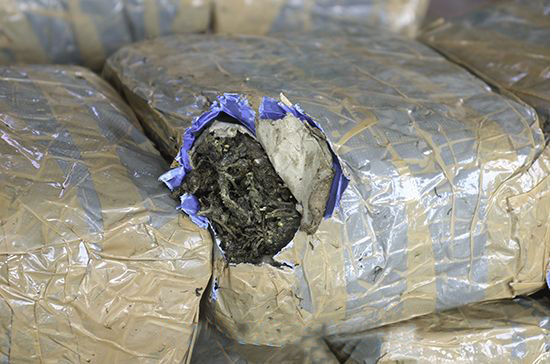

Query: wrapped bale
212;0;430;38
0;0;211;70
327;297;550;363
192;322;338;364
421;0;550;138
104;33;550;345
0;65;212;363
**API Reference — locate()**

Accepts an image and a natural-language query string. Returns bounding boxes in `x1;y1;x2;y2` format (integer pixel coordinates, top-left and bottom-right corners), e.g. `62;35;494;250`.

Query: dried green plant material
182;127;301;264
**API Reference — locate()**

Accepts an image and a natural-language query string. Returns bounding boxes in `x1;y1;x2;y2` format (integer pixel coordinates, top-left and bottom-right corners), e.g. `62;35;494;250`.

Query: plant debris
181;125;302;264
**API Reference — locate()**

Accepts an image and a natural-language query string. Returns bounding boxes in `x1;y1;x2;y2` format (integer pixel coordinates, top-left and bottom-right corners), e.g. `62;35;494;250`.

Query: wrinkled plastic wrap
212;0;429;38
0;0;211;70
192;321;338;364
0;65;212;363
104;33;550;345
327;297;550;363
421;0;550;138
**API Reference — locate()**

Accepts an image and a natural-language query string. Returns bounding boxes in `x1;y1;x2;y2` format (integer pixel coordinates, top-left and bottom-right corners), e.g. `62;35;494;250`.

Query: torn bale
160;94;342;266
182;121;301;264
105;33;550;346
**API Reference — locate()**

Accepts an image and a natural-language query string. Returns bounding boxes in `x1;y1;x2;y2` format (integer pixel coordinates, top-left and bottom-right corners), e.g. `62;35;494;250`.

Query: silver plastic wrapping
0;65;212;363
421;0;550;138
0;0;211;70
104;33;550;345
327;297;550;363
213;0;430;37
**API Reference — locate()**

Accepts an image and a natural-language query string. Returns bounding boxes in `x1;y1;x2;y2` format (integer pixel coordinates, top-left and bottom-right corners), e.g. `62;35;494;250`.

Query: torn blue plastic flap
259;97;350;218
178;193;209;229
160;93;256;190
159;93;256;226
177;93;256;168
158;165;185;191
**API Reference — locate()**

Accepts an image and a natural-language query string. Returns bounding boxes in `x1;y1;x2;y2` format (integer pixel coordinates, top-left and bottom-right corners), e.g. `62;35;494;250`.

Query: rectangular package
0;65;211;363
0;0;211;70
104;33;550;345
421;0;550;137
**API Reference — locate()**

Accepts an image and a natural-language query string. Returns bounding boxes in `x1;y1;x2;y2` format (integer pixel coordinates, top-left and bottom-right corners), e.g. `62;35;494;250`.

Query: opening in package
104;33;550;345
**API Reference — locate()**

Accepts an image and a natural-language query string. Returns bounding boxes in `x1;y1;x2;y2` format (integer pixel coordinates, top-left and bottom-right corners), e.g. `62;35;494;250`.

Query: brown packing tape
0;65;212;363
172;0;212;35
213;0;286;35
391;138;437;320
144;0;161;38
385;0;431;37
339;107;439;321
507;148;550;293
0;294;10;362
104;33;550;345
66;0;106;70
144;0;212;38
0;0;49;64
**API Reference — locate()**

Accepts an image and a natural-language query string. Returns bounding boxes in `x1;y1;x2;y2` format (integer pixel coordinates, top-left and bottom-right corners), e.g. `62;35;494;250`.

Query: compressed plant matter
110;34;550;345
182;122;302;264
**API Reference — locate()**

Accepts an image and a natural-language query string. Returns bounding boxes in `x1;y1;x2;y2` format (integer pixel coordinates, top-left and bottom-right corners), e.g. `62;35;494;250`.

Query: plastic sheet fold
421;0;550;138
191;321;338;364
326;297;550;363
104;33;550;345
0;0;211;70
0;65;212;363
212;0;430;37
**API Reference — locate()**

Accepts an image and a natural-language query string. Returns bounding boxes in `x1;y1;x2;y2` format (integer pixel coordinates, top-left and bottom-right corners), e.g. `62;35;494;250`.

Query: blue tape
160;93;349;227
159;93;255;225
178;193;209;228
